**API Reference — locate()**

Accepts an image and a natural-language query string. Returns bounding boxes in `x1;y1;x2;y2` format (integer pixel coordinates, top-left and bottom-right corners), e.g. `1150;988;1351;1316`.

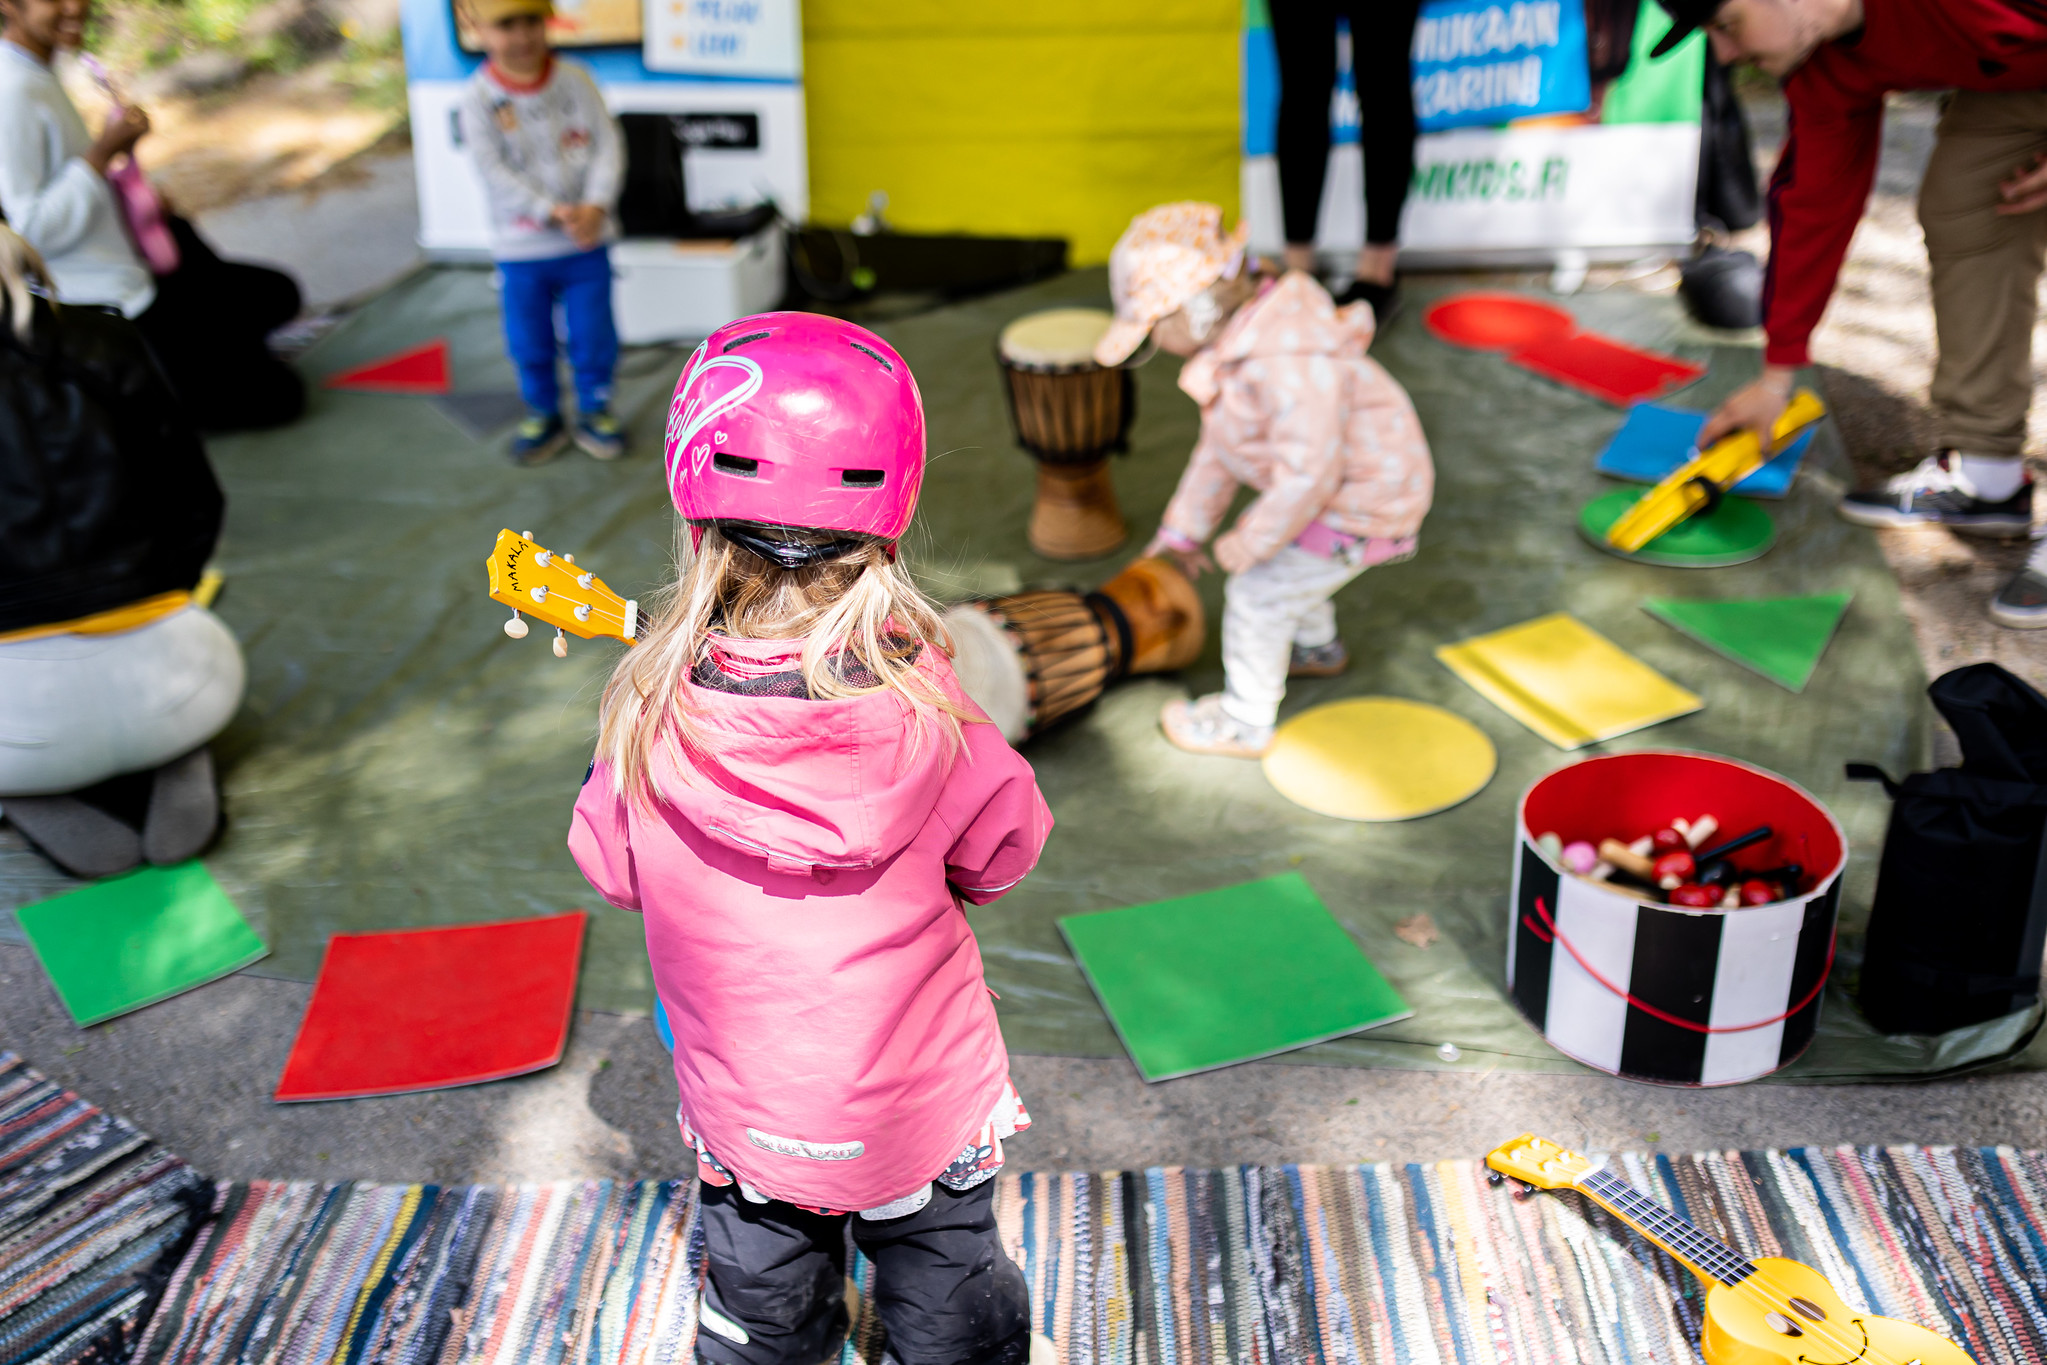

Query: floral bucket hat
1094;202;1251;367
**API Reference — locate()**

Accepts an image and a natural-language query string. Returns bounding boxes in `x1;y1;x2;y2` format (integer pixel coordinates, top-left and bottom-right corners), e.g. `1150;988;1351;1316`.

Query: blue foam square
1594;402;1814;499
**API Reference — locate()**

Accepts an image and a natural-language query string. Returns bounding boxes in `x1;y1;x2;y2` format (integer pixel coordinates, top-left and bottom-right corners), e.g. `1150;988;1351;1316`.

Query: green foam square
14;862;268;1025
1642;592;1853;692
1058;873;1411;1081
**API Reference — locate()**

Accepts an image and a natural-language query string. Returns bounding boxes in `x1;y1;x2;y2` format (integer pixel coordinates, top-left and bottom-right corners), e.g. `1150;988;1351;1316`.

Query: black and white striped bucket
1507;751;1845;1086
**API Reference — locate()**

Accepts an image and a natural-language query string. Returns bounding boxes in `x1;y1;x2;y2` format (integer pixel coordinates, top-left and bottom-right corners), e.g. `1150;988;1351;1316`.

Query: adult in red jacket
1673;0;2047;626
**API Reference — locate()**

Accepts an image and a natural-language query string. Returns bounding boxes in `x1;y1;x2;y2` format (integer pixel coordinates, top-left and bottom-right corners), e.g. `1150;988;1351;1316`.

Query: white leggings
0;606;245;796
1218;543;1372;728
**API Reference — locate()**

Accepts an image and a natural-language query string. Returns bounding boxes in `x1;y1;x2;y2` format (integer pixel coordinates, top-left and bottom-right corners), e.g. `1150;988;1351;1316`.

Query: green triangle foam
1641;593;1852;692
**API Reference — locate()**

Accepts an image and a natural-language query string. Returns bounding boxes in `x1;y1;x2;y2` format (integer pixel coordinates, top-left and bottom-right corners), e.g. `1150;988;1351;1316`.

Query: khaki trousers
1919;90;2047;456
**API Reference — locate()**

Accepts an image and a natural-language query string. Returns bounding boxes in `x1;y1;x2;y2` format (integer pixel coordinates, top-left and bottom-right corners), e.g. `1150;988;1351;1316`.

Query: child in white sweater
460;0;624;463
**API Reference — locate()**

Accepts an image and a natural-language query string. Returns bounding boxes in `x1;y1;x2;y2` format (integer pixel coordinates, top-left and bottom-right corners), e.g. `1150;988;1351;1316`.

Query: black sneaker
1838;453;2034;536
508;412;568;466
1992;555;2047;629
1335;277;1403;329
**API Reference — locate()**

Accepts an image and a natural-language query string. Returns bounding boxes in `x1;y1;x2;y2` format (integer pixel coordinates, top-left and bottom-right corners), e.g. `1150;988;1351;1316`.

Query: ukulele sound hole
1788;1297;1826;1321
1764;1311;1803;1337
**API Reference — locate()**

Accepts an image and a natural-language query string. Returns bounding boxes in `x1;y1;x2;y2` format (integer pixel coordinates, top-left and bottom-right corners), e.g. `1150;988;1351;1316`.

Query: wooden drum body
996;308;1135;561
944;556;1204;744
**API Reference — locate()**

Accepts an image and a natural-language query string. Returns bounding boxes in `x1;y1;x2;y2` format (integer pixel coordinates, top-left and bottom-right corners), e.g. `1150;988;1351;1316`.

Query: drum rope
1526;896;1835;1035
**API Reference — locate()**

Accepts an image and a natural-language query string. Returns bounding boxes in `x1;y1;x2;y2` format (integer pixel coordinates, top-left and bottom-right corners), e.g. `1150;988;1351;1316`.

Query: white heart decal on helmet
665;346;765;483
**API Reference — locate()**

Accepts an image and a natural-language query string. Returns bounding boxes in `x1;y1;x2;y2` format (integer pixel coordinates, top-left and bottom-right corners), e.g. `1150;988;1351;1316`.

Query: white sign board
643;0;800;79
1243;121;1699;266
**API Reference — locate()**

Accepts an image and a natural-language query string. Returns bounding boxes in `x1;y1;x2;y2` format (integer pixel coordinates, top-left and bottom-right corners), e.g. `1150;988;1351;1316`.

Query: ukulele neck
1576;1167;1755;1287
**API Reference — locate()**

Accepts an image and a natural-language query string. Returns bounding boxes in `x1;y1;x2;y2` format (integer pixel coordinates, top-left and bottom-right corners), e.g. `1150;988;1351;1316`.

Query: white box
610;223;783;345
409;79;807;256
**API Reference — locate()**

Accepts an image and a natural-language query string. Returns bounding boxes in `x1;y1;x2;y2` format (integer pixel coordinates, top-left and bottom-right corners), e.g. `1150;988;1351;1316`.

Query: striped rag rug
0;1053;206;1365
120;1145;2047;1365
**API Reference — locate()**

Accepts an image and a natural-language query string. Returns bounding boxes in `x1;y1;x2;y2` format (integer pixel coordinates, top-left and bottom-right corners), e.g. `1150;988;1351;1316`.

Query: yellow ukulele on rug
485;529;639;656
1486;1133;1975;1365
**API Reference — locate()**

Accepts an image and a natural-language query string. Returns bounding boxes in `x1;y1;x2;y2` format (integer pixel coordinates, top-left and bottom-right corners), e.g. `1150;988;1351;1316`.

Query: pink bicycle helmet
663;312;925;566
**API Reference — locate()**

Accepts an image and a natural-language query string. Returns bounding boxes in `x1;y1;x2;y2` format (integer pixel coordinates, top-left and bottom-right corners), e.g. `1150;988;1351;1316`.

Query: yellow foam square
1435;613;1702;749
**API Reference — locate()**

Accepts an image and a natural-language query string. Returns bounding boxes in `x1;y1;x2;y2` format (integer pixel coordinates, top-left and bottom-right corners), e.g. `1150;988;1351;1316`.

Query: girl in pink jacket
569;313;1051;1365
1093;203;1435;759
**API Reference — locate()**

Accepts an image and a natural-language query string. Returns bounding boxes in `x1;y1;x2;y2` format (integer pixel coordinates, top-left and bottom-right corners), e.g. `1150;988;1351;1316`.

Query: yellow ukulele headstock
1486;1133;1596;1190
485;529;639;657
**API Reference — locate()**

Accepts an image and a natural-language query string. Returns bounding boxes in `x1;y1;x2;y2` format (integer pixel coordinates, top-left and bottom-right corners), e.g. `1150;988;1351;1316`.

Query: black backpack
0;295;221;633
1852;663;2047;1034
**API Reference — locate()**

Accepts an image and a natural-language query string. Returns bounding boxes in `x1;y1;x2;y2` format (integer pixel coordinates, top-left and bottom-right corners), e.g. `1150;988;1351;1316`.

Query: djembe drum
996;308;1134;561
944;556;1204;744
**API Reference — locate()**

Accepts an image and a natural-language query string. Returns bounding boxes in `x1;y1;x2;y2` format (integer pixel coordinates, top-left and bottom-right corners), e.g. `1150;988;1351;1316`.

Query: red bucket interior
1521;751;1843;884
1424;294;1576;352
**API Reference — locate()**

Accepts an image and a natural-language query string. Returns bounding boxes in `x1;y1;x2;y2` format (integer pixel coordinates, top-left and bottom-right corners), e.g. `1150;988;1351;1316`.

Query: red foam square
1509;332;1705;406
323;339;452;395
274;912;586;1102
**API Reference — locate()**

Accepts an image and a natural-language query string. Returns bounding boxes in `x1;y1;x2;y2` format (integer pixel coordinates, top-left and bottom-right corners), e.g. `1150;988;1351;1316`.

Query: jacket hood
648;636;970;875
1177;270;1374;406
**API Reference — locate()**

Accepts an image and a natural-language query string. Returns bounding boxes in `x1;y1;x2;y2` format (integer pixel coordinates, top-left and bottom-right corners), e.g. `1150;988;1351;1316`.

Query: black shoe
1992;558;2047;629
508;412;569;466
144;747;220;865
2;796;143;878
1335;277;1403;329
1837;453;2034;537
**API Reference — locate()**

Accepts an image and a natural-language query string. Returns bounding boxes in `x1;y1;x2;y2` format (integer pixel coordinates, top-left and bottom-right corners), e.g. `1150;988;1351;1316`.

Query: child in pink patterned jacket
570;312;1051;1365
1093;202;1435;758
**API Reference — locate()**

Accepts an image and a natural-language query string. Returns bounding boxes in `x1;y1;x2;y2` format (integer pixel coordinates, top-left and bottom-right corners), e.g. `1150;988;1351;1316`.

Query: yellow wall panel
803;1;1239;265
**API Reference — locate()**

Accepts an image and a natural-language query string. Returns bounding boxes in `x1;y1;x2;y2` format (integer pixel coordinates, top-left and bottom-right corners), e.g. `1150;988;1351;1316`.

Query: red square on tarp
274;912;586;1102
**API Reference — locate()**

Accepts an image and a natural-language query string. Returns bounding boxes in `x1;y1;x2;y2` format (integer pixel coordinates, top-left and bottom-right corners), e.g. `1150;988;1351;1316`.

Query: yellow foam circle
1263;697;1498;822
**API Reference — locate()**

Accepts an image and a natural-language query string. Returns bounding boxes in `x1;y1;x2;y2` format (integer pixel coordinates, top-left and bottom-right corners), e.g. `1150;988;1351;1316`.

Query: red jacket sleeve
941;721;1054;905
1761;65;1886;368
568;759;643;912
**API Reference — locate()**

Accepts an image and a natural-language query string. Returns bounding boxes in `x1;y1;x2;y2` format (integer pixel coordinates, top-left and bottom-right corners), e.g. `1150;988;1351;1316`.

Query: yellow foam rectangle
1435;613;1702;750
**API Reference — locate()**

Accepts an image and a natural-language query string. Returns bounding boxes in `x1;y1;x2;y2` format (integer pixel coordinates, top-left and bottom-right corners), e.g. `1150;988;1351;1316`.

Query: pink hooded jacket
1163;271;1434;564
568;636;1051;1211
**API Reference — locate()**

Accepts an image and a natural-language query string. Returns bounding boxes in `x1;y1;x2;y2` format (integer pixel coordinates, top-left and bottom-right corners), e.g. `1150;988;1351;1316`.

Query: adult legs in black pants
136;216;306;431
694;1180;1030;1365
1270;0;1421;315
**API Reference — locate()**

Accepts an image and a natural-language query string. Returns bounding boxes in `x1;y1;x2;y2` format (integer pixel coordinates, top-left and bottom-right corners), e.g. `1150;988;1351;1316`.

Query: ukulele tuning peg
562;553;575;564
504;610;529;640
522;530;534;541
553;629;568;659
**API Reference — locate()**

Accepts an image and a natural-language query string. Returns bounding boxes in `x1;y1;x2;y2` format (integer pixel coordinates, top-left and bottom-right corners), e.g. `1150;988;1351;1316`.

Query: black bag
1852;663;2047;1034
0;296;221;634
1696;50;1761;233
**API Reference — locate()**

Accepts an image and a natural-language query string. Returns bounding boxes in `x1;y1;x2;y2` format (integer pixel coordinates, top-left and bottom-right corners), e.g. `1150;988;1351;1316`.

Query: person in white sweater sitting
0;0;305;430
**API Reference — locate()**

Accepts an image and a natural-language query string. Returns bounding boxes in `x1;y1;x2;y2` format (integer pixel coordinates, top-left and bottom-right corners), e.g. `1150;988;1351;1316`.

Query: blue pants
497;247;618;417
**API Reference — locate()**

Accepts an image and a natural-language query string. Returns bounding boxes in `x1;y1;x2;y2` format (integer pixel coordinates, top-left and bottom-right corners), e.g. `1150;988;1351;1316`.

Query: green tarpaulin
6;265;2037;1079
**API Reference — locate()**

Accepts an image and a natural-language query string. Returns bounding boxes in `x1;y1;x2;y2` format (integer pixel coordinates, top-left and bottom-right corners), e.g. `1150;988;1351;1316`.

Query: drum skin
941;556;1205;744
997;308;1134;560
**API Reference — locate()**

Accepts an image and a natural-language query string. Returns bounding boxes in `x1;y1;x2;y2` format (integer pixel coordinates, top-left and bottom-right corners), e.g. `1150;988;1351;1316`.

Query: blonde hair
595;525;968;810
0;225;48;342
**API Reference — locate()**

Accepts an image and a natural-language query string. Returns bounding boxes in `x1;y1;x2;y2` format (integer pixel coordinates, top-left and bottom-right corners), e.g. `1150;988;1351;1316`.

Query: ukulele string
1587;1175;1885;1363
1579;1172;1910;1365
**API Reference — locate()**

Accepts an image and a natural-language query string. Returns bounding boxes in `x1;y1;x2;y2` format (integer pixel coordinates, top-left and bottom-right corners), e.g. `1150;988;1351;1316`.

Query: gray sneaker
1289;639;1349;677
1992;560;2047;629
1838;453;2034;537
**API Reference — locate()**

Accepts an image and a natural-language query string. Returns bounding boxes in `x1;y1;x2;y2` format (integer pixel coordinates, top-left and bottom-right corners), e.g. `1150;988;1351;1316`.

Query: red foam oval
1424;293;1576;352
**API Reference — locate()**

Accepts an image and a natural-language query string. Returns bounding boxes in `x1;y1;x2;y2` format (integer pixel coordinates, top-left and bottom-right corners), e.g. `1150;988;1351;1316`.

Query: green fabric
1599;0;1705;125
3;267;2026;1080
1579;487;1777;567
14;862;267;1025
1060;873;1412;1080
1643;593;1854;692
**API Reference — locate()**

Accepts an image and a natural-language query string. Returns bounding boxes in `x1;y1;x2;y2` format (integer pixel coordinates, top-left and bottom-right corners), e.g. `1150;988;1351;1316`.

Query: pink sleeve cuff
1153;525;1200;552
